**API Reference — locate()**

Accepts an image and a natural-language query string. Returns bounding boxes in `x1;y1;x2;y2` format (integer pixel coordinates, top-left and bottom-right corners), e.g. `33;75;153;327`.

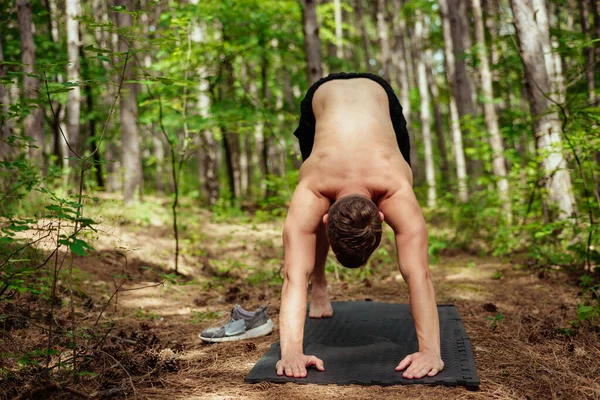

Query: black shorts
292;72;411;165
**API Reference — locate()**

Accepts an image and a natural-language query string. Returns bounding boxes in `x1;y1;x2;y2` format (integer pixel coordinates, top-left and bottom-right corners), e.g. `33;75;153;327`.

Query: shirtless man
276;73;444;380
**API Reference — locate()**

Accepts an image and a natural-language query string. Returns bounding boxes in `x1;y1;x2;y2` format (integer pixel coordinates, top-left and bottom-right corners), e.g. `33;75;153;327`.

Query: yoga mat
245;302;479;388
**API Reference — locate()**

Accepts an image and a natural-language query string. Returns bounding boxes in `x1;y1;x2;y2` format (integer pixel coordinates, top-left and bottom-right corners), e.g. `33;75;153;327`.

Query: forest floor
2;198;600;400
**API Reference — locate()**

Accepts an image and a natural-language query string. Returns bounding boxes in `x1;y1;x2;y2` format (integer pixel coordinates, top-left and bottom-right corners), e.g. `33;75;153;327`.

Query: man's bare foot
309;287;334;318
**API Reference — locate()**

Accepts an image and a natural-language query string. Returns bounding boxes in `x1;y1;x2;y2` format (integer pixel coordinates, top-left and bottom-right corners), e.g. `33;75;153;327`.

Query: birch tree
472;0;511;221
66;0;81;164
391;0;417;171
415;11;436;207
511;0;576;219
425;49;450;183
193;22;219;205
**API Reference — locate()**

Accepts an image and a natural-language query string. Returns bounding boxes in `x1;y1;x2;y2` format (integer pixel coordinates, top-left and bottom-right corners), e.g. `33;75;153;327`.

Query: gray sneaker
199;305;274;343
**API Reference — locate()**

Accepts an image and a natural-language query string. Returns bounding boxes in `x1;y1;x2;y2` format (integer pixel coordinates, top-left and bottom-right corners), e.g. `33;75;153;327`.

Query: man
276;72;443;380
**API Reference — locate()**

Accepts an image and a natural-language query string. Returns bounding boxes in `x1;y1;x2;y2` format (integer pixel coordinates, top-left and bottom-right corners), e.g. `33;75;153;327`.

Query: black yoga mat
245;302;480;388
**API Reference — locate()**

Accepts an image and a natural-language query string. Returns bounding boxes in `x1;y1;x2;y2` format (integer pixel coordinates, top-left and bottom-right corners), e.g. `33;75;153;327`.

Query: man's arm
379;187;444;379
277;182;330;378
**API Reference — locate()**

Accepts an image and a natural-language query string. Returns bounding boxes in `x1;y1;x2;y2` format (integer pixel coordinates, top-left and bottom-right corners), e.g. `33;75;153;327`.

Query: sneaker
199;305;274;343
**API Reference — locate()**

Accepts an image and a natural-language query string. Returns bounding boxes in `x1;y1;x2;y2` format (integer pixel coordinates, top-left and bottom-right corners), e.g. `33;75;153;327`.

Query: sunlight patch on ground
436;282;488;301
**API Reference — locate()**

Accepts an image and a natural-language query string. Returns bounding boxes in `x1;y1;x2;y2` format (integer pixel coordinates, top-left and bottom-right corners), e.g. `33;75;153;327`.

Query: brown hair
326;195;382;269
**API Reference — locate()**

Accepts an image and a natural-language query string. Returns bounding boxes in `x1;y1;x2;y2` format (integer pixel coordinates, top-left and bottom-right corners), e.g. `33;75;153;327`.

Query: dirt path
69;208;598;400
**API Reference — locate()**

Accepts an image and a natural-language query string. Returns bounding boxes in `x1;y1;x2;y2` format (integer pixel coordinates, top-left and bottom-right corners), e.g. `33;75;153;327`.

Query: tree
448;0;477;117
425;49;450;184
301;0;323;86
438;0;468;201
376;0;391;82
415;11;436;208
17;0;45;166
66;0;81;165
580;0;596;106
196;35;219;205
391;0;417;171
472;0;511;221
354;0;372;72
0;26;13;159
334;0;343;59
511;0;576;219
115;2;143;205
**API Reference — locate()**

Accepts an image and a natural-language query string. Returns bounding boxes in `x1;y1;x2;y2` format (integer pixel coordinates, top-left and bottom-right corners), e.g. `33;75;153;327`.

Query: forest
0;0;599;398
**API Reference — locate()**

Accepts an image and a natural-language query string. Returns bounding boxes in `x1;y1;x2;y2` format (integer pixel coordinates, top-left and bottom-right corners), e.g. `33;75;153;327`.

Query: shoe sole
199;319;274;343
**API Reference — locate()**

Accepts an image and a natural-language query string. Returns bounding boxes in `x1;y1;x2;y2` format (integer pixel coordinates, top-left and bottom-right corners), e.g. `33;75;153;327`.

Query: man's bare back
299;78;413;203
277;73;443;381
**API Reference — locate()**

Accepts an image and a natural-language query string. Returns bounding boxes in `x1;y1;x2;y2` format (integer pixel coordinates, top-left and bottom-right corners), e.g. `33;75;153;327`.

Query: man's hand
276;354;325;378
395;350;444;379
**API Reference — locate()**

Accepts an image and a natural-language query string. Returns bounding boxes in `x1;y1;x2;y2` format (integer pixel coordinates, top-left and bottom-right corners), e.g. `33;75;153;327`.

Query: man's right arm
277;182;330;378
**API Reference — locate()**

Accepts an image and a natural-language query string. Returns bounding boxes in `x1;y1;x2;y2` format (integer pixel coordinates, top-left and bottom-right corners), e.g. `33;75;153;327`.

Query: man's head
323;195;383;269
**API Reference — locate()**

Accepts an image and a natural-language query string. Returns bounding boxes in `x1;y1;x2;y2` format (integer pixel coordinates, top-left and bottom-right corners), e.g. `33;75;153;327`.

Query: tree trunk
511;0;576;219
447;0;483;182
198;66;219;206
448;0;477;117
415;12;436;208
438;0;469;201
247;63;266;198
81;45;104;189
239;134;249;197
593;0;600;105
17;0;45;167
334;0;343;59
472;0;511;221
391;0;417;173
116;1;142;205
261;49;274;199
376;0;391;82
220;45;241;200
549;3;566;104
152;131;165;194
580;0;596;106
483;0;504;114
301;0;323;86
0;26;14;159
354;0;372;72
66;0;82;181
425;50;450;185
47;0;69;173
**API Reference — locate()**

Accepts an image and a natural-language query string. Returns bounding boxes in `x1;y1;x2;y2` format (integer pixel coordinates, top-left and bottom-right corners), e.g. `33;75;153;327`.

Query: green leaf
158;77;175;85
111;5;126;11
83;45;112;54
48;88;74;94
577;305;597;321
0;236;14;244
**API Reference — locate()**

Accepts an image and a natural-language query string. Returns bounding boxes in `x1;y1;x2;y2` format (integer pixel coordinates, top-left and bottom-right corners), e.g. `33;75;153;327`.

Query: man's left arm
379;188;444;379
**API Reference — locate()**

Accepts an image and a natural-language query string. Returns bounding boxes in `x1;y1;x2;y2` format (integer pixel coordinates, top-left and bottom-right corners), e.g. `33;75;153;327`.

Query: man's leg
309;222;334;318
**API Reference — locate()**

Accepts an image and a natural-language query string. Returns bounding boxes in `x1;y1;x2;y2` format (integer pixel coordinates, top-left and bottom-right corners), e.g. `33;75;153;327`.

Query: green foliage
575;275;600;328
486;314;504;330
134;308;160;320
189;310;221;324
